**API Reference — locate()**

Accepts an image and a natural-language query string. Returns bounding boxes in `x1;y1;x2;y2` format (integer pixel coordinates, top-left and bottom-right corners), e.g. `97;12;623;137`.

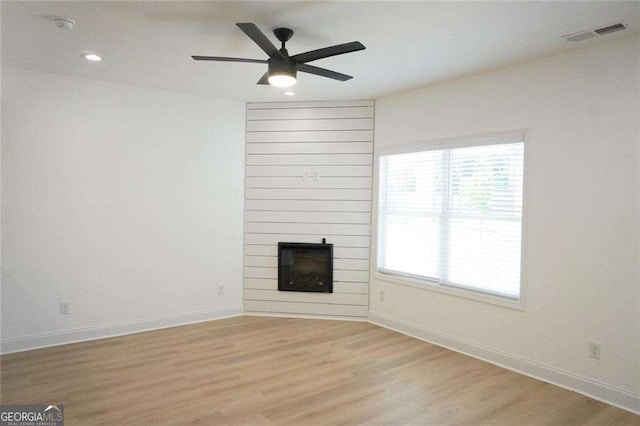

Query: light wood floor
1;316;638;425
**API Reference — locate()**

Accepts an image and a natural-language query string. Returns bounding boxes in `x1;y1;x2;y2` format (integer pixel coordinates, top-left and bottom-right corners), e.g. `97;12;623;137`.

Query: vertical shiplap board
244;100;374;319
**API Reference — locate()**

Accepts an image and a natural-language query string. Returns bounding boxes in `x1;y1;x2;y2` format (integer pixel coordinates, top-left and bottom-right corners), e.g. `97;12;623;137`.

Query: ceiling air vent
594;23;627;35
562;22;627;42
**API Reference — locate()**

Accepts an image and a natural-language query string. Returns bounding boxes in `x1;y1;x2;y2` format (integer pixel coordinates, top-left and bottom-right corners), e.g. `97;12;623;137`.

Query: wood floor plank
1;316;638;425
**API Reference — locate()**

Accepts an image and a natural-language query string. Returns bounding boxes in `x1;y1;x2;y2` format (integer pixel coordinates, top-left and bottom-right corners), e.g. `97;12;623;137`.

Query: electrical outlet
59;302;70;315
217;285;225;296
588;341;601;359
379;291;385;302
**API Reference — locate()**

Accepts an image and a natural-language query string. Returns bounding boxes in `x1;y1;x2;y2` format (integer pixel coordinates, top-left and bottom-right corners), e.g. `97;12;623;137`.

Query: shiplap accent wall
243;100;374;319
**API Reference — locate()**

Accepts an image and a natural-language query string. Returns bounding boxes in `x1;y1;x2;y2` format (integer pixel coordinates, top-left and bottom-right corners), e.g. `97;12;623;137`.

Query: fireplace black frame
278;242;333;293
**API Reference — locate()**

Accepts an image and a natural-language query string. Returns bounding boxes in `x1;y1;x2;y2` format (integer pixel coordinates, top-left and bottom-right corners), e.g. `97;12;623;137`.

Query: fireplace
278;241;333;293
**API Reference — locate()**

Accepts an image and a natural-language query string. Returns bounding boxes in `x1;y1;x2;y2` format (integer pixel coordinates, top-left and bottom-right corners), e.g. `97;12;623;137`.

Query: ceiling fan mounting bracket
273;28;294;44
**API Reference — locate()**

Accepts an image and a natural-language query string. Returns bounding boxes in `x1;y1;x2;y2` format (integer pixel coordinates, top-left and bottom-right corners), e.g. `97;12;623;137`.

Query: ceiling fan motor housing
268;56;298;79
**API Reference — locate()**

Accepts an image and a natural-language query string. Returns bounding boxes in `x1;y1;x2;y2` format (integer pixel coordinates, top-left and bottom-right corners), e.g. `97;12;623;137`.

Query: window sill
373;272;526;311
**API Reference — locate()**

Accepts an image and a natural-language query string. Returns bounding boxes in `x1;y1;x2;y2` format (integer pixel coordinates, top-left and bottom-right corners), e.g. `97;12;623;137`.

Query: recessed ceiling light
81;53;102;62
53;18;75;30
284;91;295;96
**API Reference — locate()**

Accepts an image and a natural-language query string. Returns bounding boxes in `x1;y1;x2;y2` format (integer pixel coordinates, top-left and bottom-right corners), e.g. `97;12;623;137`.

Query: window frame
372;130;529;311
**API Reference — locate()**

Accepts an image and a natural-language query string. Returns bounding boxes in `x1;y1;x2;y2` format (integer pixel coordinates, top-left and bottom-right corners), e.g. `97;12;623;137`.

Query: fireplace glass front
278;242;333;293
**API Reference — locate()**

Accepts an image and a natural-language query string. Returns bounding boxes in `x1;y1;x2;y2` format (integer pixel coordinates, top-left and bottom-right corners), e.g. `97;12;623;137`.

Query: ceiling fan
192;23;366;88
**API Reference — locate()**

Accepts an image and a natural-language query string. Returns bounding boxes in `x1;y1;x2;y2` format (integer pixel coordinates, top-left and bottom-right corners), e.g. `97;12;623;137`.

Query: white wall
243;101;373;319
371;36;639;410
1;68;245;352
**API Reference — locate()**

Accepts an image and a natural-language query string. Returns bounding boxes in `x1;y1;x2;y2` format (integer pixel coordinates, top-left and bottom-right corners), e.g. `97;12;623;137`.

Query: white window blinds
378;136;524;299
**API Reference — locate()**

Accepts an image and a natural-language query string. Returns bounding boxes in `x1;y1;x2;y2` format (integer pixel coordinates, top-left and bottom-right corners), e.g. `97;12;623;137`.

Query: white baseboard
244;311;368;322
368;311;640;415
1;306;243;354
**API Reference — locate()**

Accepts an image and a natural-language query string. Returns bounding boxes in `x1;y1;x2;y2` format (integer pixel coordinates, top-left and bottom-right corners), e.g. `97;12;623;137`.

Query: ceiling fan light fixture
268;73;296;88
267;56;297;87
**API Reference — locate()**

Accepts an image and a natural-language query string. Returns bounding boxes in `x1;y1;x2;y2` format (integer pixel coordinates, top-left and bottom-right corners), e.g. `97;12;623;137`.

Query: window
377;134;524;300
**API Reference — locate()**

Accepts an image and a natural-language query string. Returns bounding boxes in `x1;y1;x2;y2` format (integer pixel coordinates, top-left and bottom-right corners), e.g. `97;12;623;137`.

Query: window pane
446;217;521;298
380;150;442;214
444;142;523;297
449;143;523;218
379;214;439;279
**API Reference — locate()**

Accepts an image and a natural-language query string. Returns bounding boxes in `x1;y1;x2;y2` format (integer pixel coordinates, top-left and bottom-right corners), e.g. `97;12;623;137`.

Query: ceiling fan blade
236;23;283;59
256;72;270;85
291;41;365;64
191;56;267;63
298;64;353;81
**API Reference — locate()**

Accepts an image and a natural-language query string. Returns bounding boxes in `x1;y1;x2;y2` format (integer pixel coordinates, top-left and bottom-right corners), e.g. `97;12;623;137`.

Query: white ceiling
2;1;639;102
